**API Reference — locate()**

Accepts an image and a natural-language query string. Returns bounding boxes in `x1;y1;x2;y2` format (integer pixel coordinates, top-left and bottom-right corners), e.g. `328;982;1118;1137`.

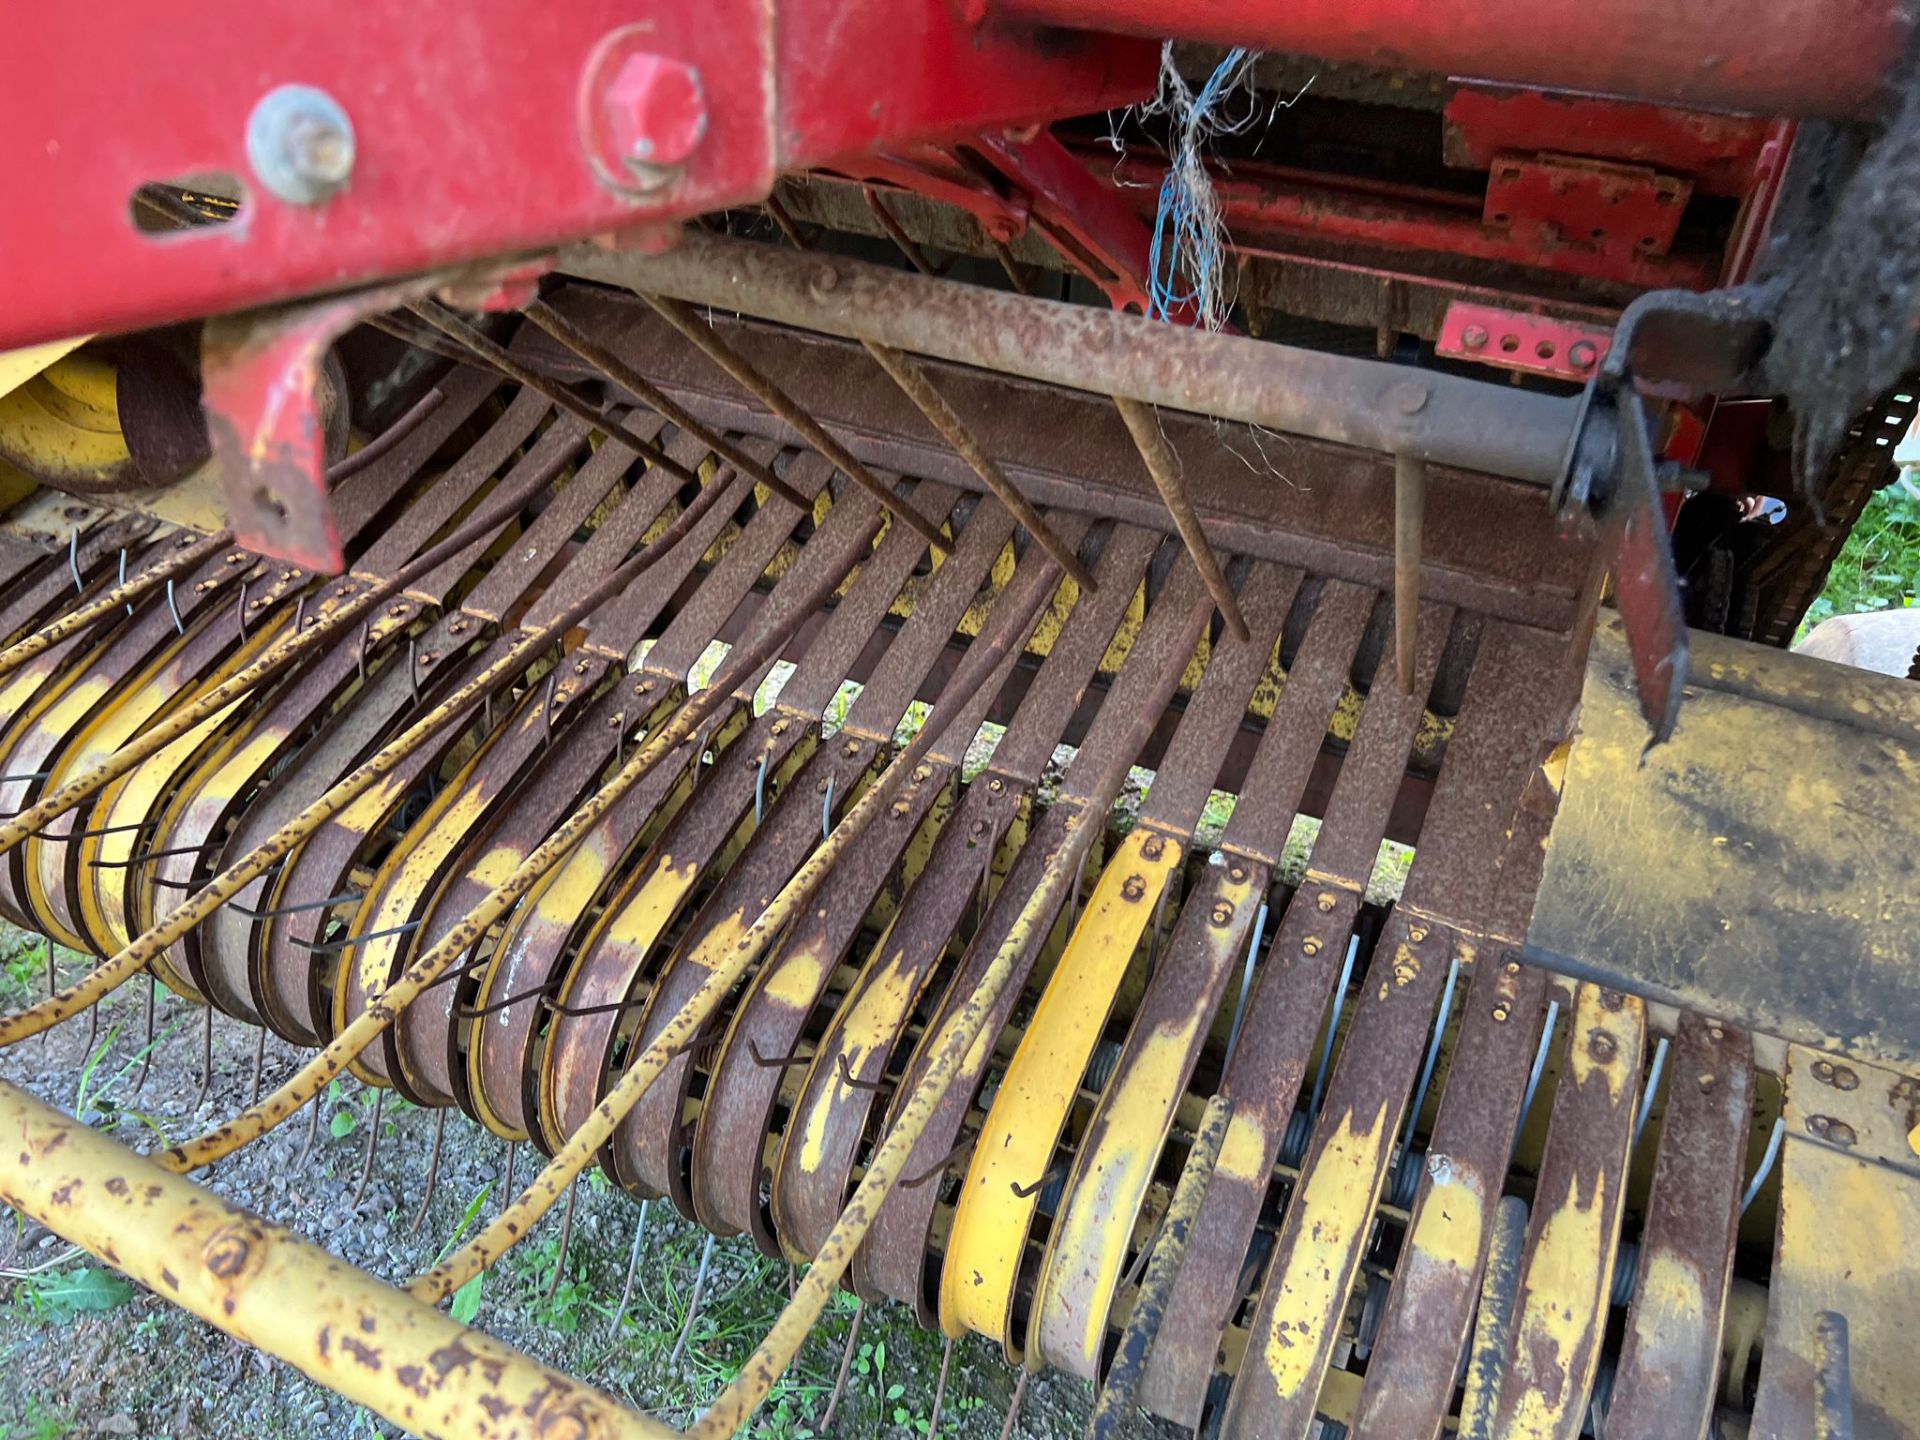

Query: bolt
1587;1030;1618;1063
1210;901;1234;927
603;53;708;188
1461;325;1489;350
246;85;356;205
1316;892;1337;913
1568;340;1599;371
1407;923;1428;943
1122;876;1147;902
1302;936;1322;956
1228;864;1247;882
1492;1004;1510;1022
1141;834;1166;860
1599;989;1626;1012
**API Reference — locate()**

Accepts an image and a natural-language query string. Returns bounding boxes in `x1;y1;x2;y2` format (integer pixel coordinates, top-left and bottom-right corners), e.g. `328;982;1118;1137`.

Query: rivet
1210;901;1234;927
1122;876;1147;902
844;739;861;757
1316;892;1336;913
1302;936;1322;956
1407;923;1428;943
1491;1004;1510;1022
1228;864;1247;882
989;777;1004;793
1141;834;1165;860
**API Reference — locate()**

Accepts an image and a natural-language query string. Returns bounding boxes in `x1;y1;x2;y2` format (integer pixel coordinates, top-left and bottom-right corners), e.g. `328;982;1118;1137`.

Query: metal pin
68;530;82;594
1632;1035;1669;1146
1308;935;1360;1120
1514;999;1562;1158
410;1107;448;1234
0;771;52;785
166;577;184;635
1740;1115;1787;1216
249;1022;267;1106
294;918;423;955
349;1088;387;1209
1223;901;1270;1067
542;1178;580;1303
236;578;249;641
822;775;835;842
820;1298;865;1433
1394;452;1427;694
610;1199;651;1333
1113;395;1250;643
754;753;769;826
119;550;134;615
668;1233;718;1370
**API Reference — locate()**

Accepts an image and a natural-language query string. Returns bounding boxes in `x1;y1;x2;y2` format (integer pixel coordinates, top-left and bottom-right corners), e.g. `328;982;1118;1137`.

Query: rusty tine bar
669;1233;718;1370
521;298;811;514
642;292;952;555
350;1088;387;1209
543;1178;579;1303
611;1199;651;1333
411;1108;448;1234
1394;452;1427;694
863;186;940;277
860;339;1097;593
1113;395;1249;642
1091;1092;1235;1439
820;1298;865;1433
411;301;710;490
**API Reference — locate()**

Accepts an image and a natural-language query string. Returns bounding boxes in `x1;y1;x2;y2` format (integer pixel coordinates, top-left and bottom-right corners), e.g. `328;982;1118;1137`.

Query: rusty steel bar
0;1080;672;1440
1394;453;1426;695
560;232;1580;484
641;293;953;555
986;0;1902;120
519;297;813;514
859;339;1098;593
1113;395;1249;642
410;301;721;495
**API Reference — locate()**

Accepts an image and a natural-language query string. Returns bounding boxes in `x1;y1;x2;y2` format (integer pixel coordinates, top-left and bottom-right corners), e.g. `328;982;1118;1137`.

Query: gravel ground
0;946;1111;1439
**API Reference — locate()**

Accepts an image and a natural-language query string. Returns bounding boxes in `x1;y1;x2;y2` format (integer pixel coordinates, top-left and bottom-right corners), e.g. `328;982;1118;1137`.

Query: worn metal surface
1529;617;1920;1070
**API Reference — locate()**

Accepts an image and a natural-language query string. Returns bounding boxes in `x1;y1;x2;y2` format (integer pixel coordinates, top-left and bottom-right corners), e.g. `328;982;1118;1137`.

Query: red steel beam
987;0;1906;121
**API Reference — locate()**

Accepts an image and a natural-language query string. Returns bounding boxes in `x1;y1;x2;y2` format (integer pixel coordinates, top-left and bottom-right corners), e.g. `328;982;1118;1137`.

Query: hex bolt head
604;53;707;186
247;85;355;205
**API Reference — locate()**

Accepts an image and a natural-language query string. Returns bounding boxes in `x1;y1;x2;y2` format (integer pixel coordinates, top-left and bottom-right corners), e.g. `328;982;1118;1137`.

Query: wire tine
134;973;158;1095
747;1039;813;1070
754;752;769;826
0;771;52;785
236;577;248;641
350;1087;387;1209
835;1051;889;1095
929;1337;954;1440
1010;1162;1065;1200
411;1107;449;1234
295;1090;323;1168
82;1000;99;1062
821;776;835;842
231;889;365;922
87;840;218;870
166;577;184;635
407;636;421;703
293;594;306;632
64;817;156;841
68;530;82;595
358;620;370;684
502;1141;519;1211
998;1368;1030;1440
902;1133;975;1190
296;918;424;955
610;1198;651;1334
119;550;134;616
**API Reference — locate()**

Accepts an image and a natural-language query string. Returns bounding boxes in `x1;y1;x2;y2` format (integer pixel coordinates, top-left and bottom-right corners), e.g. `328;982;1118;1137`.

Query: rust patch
105;1177;129;1197
340;1335;383;1371
396;1364;428;1398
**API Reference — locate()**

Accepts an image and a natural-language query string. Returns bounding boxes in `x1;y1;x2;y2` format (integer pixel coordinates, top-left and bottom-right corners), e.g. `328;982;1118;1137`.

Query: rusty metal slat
1605;1015;1754;1440
603;517;1128;1210
1488;981;1646;1440
512;474;888;1150
1750;1045;1920;1440
859;555;1217;1323
1217;912;1457;1439
1133;587;1380;1425
1350;953;1551;1440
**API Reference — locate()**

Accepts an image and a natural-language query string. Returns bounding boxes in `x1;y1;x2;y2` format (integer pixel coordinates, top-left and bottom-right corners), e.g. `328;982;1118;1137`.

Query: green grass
1796;479;1920;641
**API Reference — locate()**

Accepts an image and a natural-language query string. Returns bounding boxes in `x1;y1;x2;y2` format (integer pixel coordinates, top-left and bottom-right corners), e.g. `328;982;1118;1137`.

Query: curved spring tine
610;1198;651;1333
754;752;769;826
68;530;82;594
87;841;219;870
119;550;134;616
821;776;835;842
295;918;423;956
166;577;183;636
835;1051;888;1094
230;889;365;922
410;1107;448;1234
349;1087;387;1208
747;1039;813;1070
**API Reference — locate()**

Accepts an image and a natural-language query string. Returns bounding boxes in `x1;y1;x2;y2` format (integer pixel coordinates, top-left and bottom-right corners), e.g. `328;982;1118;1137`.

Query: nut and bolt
246;85;356;206
1461;325;1490;350
584;36;709;195
1568;340;1600;371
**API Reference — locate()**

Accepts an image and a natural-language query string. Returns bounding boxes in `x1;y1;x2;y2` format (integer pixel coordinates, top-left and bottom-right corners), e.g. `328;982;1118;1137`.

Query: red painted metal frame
986;0;1906;120
0;1;1153;349
1437;301;1613;381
